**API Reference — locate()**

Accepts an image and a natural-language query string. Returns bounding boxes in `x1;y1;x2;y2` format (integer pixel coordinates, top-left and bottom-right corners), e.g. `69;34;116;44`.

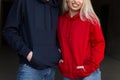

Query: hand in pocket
58;60;68;73
59;59;64;63
73;66;90;78
27;51;33;62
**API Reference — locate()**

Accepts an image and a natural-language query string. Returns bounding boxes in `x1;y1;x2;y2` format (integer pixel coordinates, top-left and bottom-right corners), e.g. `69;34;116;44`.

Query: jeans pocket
83;69;101;80
17;64;39;80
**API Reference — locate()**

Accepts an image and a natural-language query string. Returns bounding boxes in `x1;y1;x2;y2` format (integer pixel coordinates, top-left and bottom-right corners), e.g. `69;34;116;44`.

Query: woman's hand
76;66;87;72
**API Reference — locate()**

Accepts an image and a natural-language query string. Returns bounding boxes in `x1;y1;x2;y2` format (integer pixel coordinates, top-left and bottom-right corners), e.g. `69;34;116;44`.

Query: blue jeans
64;69;101;80
16;64;56;80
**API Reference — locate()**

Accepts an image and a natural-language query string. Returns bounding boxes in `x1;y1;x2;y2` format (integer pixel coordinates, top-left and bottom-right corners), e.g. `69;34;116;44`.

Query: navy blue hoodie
3;0;61;69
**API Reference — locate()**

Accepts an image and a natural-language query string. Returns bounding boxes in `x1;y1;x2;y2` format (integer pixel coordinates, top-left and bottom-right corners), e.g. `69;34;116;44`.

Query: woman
57;0;105;80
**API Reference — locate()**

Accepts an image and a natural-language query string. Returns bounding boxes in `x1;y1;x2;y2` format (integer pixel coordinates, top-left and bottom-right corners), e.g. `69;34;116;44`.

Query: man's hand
27;51;33;62
59;59;64;63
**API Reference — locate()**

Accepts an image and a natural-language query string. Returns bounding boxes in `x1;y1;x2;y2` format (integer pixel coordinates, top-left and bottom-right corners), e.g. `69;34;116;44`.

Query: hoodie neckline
37;0;59;7
65;12;80;20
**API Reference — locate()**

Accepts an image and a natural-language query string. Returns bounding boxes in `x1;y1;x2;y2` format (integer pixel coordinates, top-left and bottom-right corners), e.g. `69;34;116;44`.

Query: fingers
76;65;84;69
76;66;87;72
59;59;64;63
27;51;33;62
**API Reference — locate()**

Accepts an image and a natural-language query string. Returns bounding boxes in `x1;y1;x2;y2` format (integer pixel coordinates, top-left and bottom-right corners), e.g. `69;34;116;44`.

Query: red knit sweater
57;13;105;78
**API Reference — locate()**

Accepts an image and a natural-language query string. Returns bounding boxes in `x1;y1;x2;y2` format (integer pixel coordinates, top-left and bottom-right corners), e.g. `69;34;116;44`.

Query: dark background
0;0;120;80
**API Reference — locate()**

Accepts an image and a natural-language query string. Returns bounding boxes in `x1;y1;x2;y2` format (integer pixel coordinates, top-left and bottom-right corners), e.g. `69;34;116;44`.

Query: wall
92;0;120;60
106;0;120;60
0;0;1;47
94;0;120;60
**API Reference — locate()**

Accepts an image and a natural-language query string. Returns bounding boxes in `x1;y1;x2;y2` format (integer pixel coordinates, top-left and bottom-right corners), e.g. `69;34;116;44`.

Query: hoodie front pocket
72;67;90;78
58;62;68;74
29;52;45;68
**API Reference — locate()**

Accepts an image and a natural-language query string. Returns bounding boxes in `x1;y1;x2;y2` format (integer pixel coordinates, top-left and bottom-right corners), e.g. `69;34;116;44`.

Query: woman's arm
84;23;105;73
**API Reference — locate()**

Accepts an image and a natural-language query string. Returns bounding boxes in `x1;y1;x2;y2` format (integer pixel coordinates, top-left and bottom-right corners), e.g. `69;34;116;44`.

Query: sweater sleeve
3;0;31;58
84;22;105;73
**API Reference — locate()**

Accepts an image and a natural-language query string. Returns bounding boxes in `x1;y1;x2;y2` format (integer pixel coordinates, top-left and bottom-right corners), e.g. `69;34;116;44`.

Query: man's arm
3;0;31;58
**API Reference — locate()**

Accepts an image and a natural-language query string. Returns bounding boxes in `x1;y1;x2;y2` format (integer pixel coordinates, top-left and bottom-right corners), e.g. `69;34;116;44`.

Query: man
3;0;61;80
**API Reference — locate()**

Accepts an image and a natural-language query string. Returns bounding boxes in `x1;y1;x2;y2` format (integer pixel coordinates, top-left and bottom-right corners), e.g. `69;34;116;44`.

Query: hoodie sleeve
3;0;31;58
83;22;105;73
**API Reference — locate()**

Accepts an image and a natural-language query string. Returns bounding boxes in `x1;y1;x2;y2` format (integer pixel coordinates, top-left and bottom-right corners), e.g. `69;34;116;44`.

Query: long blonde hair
62;0;100;24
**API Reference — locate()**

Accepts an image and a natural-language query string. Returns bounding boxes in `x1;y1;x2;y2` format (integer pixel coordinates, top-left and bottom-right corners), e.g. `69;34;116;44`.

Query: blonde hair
62;0;100;24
